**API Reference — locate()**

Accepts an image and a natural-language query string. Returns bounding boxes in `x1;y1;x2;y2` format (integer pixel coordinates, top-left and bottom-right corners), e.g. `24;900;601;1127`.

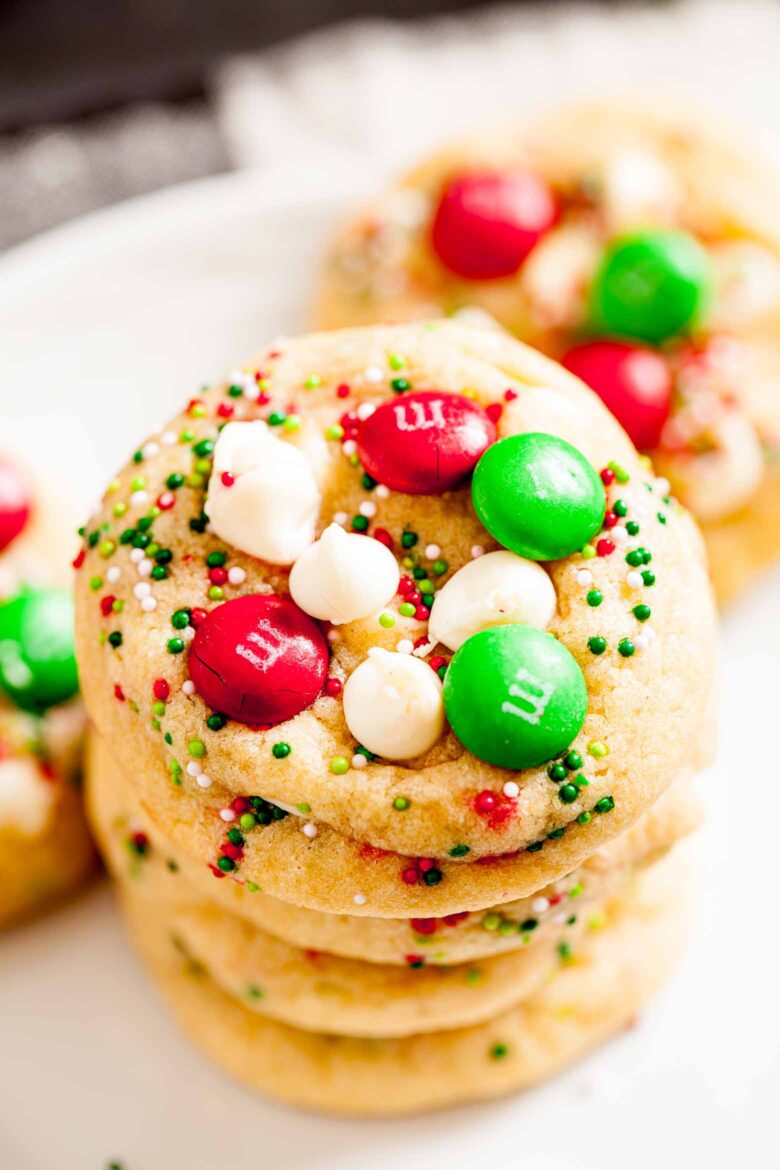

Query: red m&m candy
357;391;496;495
188;594;328;727
431;170;558;281
562;340;672;451
0;458;31;553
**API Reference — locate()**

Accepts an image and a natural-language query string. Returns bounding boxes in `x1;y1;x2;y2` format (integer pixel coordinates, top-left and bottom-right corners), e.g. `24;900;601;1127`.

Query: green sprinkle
193;438;214;457
548;762;567;782
188;738;205;758
206;551;227;568
268;411;286;427
351;515;369;532
613;499;628;517
272;742;291;759
378;612;395;628
586;589;603;608
325;424;344;441
388;353;406;370
304;374;322;390
490;1043;509;1060
626;520;640;536
577;811;593;824
152;701;166;718
449;843;470;858
166;473;185;490
632;604;651;622
217;856;235;873
227;384;244;397
618;638;636;658
595;796;615;814
167;637;185;654
423;868;442;886
398;602;416;618
107;631;123;649
559;783;579;804
171;609;190;629
588;635;607;655
240;813;256;830
587;740;608;758
206;713;227;731
330;756;349;775
89;576;103;591
401;530;418;549
391;377;410;393
641;570;656;587
151;566;168;581
283;415;300;433
208;586;224;601
564;750;583;771
393;796;410;811
432;558;448;576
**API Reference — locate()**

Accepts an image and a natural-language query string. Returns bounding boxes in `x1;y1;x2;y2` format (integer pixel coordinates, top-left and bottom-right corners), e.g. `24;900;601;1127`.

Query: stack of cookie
76;321;716;1114
0;455;93;927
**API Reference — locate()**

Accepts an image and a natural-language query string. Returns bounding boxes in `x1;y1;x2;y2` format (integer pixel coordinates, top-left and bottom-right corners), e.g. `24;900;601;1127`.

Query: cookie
88;728;702;964
0;458;93;926
314;101;780;602
118;850;688;1115
74;322;716;917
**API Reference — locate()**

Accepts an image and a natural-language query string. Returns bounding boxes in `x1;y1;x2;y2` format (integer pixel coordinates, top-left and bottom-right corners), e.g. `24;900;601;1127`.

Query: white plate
0;173;777;1169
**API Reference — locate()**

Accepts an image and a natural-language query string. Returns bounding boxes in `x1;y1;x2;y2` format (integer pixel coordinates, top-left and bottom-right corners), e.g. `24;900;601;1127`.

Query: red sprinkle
428;655;447;673
474;790;497;814
157;492;175;510
190;607;208;627
373;528;394;550
486;403;503;424
324;678;343;698
217;402;234;418
504;388;518;402
230;796;250;813
100;595;115;617
596;539;615;557
600;468;616;486
209;567;228;585
72;549;86;570
410;917;437;935
402;866;420;885
336;383;350;398
414;605;430;621
114;683;125;702
153;678;170;702
220;472;235;488
603;511;618;529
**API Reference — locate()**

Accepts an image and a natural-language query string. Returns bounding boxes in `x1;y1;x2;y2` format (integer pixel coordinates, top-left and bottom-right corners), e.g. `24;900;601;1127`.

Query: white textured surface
0;171;777;1169
215;0;780;183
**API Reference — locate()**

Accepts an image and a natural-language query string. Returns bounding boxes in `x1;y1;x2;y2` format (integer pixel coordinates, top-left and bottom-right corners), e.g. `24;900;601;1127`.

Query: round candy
443;624;587;770
0;457;31;553
357;391;496;495
561;340;672;450
431;170;558;280
589;230;712;343
188;594;328;726
0;587;78;712
471;433;605;561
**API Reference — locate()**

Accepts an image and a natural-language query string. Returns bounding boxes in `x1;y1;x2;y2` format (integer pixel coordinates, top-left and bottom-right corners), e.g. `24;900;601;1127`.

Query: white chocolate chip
343;647;444;760
428;550;556;652
204;420;321;565
289;523;399;625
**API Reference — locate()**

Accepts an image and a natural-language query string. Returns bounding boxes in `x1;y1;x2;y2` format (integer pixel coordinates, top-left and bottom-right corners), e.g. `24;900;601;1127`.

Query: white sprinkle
219;808;236;823
654;476;670;495
130;490;149;508
342;439;357;457
553;911;569;925
353;893;367;905
425;544;441;560
363;365;383;384
327;629;340;645
412;640;433;658
576;569;593;587
182;680;195;695
375;485;390;500
106;567;121;584
180;627;195;644
186;761;202;777
350;753;368;769
626;570;643;589
142;441;159;459
532;896;551;914
356;402;376;421
196;774;212;789
644;625;657;643
302;822;318;839
333;511;348;526
141;596;157;613
611;526;628;545
161;431;177;446
138;558;153;577
396;639;414;655
129;548;144;564
503;780;520;798
634;634;650;652
359;501;376;518
227;567;246;585
134;581;151;599
470;544;485;559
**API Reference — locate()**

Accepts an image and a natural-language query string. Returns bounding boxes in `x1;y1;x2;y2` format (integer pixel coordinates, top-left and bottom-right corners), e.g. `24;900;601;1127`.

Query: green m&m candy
0;587;78;712
443;624;587;769
471;433;604;561
589;230;712;344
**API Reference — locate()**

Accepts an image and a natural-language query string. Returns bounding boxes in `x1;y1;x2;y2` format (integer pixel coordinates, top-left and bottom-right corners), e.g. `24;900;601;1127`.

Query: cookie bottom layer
118;851;687;1115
